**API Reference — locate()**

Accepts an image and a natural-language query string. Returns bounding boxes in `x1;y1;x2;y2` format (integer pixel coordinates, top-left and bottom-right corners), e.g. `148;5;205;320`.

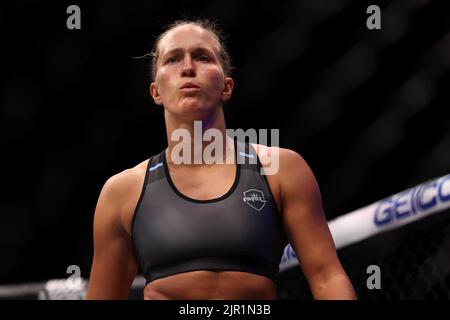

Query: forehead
158;24;221;57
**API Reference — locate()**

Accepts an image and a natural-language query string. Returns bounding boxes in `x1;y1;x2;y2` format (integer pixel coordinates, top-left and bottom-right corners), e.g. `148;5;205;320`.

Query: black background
1;0;449;285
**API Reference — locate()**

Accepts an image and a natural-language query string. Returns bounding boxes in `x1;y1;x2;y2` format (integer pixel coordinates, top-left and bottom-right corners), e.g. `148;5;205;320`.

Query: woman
84;19;356;300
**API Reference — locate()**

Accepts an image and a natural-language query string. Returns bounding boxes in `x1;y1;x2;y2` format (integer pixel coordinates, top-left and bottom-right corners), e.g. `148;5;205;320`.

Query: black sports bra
132;140;288;284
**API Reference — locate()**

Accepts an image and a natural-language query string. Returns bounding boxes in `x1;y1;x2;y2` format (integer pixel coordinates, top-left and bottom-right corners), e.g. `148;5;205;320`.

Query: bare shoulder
94;159;150;235
277;148;311;171
101;159;149;199
251;144;319;196
251;143;310;173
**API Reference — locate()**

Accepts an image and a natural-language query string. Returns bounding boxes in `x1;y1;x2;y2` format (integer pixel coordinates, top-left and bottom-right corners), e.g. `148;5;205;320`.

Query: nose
181;54;195;77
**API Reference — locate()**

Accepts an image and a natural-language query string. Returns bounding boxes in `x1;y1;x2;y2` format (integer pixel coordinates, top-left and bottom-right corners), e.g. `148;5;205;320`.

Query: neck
164;107;234;166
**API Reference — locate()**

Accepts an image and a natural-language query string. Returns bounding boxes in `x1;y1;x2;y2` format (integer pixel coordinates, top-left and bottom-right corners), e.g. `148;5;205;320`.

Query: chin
179;100;214;114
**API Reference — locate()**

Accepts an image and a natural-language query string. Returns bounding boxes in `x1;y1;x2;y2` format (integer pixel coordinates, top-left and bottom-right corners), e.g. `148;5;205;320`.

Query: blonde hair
150;19;234;80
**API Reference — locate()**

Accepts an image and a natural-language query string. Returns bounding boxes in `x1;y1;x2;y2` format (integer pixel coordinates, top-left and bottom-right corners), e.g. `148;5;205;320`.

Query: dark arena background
1;0;450;300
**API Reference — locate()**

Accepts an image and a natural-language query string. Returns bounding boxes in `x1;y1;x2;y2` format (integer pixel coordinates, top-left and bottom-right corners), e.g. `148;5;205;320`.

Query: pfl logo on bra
243;189;267;211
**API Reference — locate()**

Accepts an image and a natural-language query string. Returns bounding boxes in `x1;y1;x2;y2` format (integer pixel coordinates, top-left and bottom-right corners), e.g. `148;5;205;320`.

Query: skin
84;24;357;300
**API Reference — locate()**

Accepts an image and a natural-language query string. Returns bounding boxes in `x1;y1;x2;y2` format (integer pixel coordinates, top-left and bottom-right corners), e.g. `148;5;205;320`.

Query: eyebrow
162;47;216;58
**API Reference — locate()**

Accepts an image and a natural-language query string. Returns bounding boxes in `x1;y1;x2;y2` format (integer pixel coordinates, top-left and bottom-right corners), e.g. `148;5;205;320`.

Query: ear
221;77;234;102
150;82;163;106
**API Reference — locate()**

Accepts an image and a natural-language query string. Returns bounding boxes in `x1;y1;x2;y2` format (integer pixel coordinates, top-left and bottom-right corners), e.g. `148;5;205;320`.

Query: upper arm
84;174;139;300
278;150;346;291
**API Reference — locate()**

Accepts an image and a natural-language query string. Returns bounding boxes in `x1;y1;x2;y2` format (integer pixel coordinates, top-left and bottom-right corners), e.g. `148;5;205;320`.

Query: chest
121;160;283;236
168;163;238;201
132;163;287;270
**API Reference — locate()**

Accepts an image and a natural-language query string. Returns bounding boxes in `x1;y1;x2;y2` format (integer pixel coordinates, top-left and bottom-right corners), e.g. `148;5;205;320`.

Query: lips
179;82;200;96
180;82;200;89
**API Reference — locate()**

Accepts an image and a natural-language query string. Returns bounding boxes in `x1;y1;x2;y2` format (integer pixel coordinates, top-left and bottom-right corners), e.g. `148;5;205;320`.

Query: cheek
157;72;176;98
202;69;224;92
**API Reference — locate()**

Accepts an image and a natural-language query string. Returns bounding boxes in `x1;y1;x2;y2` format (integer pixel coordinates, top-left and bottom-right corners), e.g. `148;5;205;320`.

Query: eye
166;56;179;64
196;55;210;62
